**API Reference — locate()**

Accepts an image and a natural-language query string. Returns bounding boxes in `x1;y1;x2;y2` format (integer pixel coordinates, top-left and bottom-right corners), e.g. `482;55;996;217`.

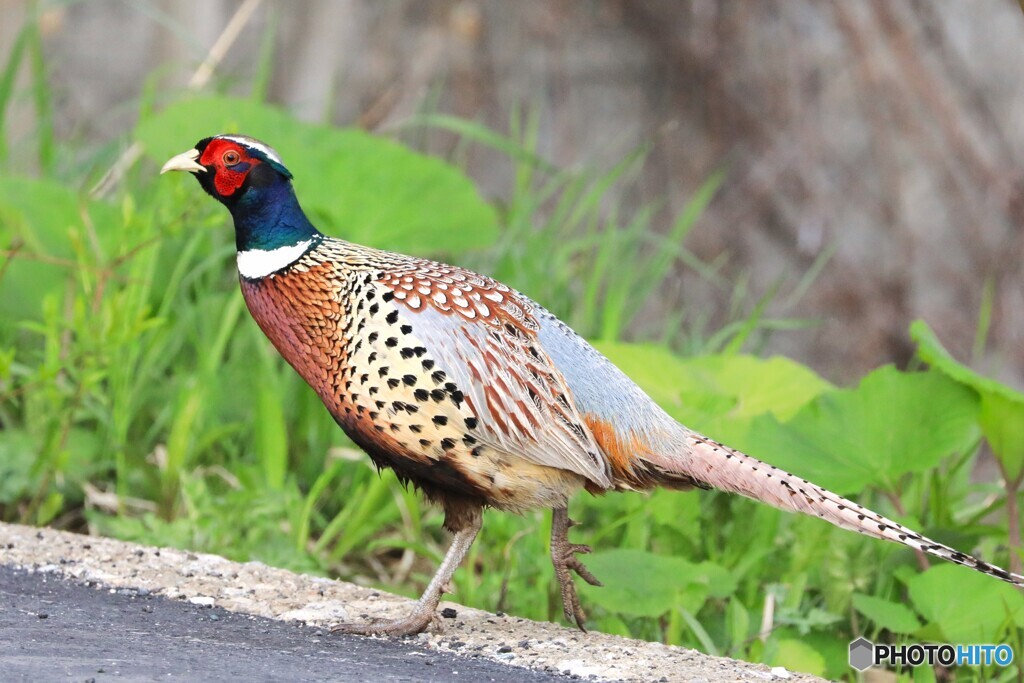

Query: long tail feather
667;430;1024;586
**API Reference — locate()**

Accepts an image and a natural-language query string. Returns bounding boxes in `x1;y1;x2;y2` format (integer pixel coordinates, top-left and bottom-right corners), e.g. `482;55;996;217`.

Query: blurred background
4;0;1023;385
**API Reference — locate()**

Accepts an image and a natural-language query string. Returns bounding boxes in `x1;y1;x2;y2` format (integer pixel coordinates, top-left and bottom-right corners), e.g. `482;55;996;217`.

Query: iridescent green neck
230;178;321;253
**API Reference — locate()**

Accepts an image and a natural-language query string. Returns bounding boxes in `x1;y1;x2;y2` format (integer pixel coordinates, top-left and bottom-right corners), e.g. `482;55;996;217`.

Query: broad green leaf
907;564;1024;643
579;548;735;617
136;96;498;256
911;319;1023;402
797;632;858;682
980;393;1024;481
648;489;702;546
592;342;830;429
702;559;740;599
771;638;827;678
682;354;832;422
851;592;921;634
911;319;1024;480
724;366;979;493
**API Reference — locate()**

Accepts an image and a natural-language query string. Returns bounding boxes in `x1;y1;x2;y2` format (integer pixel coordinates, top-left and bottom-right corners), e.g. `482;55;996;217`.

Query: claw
566;555;603;587
330;610;437;637
550;507;603;630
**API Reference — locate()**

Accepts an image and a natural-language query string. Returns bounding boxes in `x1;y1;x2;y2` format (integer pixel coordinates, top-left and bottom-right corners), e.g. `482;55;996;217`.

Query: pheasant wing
377;260;613;490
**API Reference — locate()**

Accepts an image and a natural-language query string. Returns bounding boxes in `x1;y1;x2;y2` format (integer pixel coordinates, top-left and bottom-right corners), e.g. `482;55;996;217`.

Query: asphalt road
0;565;569;683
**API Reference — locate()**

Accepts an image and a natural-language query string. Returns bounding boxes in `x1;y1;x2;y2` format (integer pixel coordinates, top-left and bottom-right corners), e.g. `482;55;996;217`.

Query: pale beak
160;148;206;175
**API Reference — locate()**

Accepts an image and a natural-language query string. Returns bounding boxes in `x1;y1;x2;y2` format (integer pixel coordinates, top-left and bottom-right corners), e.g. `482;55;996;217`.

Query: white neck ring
236;240;312;279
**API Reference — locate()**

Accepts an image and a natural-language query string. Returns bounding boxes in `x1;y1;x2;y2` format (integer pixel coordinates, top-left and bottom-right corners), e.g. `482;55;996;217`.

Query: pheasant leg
550;506;603;630
331;508;482;636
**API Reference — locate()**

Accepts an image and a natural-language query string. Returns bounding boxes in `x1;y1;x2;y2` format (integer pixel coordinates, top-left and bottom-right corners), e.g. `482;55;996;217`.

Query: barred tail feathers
662;430;1024;588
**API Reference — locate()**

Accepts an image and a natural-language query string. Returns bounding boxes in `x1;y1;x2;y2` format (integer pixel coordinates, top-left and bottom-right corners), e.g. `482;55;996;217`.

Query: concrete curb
0;523;823;682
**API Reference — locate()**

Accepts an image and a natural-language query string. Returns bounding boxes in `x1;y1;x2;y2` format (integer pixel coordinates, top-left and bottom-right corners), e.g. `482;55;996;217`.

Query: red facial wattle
199;139;260;197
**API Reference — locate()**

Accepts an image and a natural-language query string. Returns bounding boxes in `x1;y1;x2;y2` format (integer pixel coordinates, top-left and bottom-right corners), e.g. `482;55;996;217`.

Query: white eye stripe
218;135;284;165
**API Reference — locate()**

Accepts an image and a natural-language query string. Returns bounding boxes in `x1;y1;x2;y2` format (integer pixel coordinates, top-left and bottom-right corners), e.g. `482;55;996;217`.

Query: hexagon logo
849;637;875;671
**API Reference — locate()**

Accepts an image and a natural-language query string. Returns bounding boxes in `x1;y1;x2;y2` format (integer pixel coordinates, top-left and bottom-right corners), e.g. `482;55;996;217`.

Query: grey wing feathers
407;302;613;488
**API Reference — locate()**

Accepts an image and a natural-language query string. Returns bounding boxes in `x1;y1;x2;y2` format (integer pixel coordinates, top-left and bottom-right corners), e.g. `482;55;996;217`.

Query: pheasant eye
222;150;241;165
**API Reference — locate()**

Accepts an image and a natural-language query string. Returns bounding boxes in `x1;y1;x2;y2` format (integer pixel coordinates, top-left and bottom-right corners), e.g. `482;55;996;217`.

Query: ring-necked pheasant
162;134;1023;636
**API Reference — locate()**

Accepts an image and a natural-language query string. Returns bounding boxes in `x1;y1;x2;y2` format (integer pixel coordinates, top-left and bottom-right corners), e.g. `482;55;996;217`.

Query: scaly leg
550;506;602;630
332;506;482;636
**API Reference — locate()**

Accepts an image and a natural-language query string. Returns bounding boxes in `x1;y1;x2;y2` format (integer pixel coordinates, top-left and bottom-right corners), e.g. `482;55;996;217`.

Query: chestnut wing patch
379;263;535;333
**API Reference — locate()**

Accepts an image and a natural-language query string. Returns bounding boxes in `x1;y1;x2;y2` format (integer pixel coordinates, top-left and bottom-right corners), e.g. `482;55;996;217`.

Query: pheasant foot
330;608;440;637
550;506;603;630
331;507;481;637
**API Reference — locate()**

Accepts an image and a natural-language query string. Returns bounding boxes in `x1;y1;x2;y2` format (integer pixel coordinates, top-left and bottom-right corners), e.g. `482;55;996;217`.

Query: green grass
1;20;1023;681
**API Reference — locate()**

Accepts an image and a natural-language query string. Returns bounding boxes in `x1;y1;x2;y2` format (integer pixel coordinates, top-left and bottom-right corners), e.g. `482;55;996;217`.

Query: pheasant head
161;135;319;259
